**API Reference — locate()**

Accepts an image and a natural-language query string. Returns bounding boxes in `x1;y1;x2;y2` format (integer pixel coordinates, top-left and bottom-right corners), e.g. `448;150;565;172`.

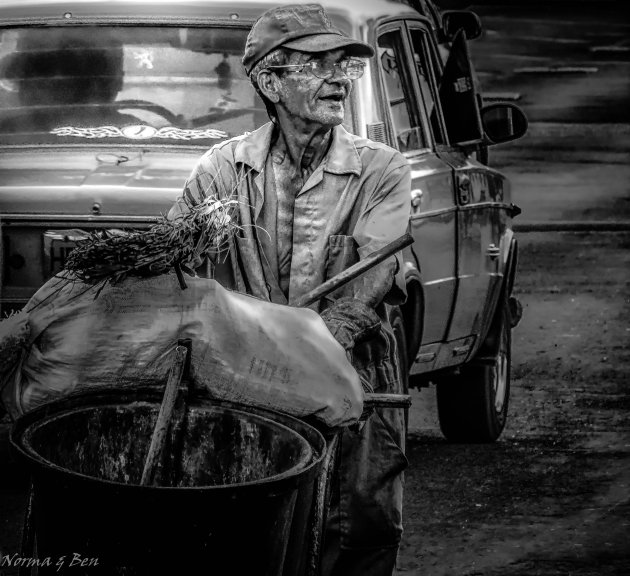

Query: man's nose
326;65;351;86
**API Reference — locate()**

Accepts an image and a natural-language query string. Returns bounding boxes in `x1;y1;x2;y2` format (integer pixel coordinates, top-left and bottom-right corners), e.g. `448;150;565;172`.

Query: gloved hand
320;297;381;352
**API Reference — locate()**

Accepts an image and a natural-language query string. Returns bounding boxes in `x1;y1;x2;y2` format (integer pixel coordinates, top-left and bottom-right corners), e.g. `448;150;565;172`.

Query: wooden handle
140;345;188;486
294;233;414;308
364;393;412;409
359;393;412;422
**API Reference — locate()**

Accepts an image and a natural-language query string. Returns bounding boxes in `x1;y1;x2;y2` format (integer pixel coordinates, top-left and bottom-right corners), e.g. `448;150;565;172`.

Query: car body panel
439;151;511;347
406;155;456;345
0;149;196;216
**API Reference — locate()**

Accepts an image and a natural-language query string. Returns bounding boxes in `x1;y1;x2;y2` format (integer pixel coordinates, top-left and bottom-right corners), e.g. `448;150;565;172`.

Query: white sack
1;273;362;426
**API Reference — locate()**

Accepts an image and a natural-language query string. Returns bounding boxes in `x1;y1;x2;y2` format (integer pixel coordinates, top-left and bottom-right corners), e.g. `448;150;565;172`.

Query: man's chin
313;112;345;129
284;108;345;130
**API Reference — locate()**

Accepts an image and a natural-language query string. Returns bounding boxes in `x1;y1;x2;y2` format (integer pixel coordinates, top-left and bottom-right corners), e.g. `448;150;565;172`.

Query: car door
433;29;508;346
374;20;456;369
440;151;509;344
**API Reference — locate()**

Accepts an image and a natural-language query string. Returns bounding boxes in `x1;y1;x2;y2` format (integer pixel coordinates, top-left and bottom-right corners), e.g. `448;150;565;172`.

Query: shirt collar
324;125;362;176
234;122;362;177
234;122;275;173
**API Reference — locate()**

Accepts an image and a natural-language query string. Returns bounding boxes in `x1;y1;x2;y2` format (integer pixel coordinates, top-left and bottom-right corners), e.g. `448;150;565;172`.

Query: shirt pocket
325;235;360;300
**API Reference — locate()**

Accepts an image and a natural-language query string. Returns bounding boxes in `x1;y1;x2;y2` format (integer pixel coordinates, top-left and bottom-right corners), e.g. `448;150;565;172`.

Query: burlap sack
1;273;362;426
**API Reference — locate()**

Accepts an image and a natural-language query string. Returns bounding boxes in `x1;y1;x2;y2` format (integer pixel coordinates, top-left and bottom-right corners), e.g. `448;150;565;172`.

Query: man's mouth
320;93;344;102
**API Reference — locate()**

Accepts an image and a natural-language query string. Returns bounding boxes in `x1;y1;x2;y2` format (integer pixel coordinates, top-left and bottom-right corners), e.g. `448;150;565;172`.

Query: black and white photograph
0;0;628;574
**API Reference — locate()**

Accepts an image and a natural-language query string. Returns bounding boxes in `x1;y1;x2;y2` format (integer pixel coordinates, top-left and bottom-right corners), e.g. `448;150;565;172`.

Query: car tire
436;297;511;443
390;306;410;445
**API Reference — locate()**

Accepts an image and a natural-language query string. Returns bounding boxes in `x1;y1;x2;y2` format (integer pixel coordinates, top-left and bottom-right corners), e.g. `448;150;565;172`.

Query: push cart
11;350;410;575
11;234;414;575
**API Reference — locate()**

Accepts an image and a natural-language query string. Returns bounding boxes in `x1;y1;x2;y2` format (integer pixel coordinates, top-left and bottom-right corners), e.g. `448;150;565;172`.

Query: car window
377;28;427;153
437;29;484;145
407;26;446;145
0;26;273;147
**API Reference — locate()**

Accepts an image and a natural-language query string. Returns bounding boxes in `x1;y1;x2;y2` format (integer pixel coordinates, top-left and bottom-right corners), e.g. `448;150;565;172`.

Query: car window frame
433;27;485;148
372;18;434;156
403;19;450;148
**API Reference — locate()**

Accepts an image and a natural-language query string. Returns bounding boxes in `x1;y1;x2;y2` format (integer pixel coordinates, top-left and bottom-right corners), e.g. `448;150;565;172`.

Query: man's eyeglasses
266;59;366;81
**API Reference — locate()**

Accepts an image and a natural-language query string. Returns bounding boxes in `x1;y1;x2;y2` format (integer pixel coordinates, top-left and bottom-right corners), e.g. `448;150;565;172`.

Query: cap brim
282;33;374;58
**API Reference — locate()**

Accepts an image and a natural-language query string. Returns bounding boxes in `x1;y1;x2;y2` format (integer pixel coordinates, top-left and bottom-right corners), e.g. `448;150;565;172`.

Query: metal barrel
10;386;326;575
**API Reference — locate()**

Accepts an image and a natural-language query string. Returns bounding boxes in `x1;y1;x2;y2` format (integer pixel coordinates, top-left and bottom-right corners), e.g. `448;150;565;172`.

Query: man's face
275;49;353;129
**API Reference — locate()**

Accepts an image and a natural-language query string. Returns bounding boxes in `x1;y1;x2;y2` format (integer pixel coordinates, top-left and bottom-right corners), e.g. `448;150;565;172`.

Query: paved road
468;3;630;123
399;231;630;576
494;123;630;226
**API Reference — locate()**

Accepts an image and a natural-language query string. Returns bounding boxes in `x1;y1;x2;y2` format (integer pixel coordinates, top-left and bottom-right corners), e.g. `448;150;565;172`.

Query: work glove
320;297;381;352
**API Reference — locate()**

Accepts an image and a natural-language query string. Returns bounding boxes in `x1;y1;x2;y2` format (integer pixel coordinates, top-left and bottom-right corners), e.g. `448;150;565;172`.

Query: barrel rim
10;386;327;492
19;402;313;488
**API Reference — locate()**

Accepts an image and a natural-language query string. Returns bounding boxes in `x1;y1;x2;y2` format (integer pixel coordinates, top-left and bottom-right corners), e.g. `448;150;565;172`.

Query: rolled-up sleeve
167;150;233;221
167;150;235;269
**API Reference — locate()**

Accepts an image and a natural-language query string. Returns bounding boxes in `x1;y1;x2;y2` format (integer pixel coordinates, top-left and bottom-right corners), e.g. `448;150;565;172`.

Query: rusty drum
10;386;326;575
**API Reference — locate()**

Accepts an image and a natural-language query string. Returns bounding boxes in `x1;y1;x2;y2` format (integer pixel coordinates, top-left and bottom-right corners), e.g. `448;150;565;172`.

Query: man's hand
320;297;381;351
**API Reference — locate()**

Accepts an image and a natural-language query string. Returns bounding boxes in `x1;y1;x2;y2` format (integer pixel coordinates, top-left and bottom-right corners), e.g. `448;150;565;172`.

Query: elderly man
169;4;411;575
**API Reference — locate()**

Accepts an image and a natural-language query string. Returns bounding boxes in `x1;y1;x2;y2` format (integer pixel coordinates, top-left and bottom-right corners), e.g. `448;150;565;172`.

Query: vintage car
0;0;527;441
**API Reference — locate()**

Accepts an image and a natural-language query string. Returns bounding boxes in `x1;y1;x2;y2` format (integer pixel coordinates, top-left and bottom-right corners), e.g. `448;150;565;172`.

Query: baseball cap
242;3;374;75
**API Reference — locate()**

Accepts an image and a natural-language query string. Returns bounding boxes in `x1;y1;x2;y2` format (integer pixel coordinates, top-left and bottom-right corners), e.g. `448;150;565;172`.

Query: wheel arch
478;236;518;357
504;235;519;297
400;265;424;368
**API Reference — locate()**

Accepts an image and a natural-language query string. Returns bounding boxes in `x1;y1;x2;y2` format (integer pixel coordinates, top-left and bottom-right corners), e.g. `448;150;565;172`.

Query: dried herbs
64;196;240;284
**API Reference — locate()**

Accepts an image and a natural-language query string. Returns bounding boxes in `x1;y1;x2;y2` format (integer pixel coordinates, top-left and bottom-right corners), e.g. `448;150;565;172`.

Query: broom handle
140;345;188;486
293;233;414;308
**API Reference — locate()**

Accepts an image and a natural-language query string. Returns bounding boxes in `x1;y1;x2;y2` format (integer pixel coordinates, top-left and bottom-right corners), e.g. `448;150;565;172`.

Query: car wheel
389;306;410;445
436;298;511;443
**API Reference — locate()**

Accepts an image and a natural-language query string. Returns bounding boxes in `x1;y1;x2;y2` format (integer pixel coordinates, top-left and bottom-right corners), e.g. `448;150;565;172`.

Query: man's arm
353;154;412;308
319;154;411;352
168;154;222;219
167;152;234;270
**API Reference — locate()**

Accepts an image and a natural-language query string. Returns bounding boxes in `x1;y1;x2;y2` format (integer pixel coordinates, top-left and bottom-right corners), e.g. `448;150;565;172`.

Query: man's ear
257;70;281;104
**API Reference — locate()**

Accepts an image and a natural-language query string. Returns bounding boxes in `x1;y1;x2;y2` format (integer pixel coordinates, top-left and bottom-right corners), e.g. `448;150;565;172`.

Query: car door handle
457;174;471;205
486;244;501;258
411;189;423;208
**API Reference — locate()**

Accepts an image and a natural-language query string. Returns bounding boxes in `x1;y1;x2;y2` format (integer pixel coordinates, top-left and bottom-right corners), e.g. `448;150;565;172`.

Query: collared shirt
170;122;410;552
169;122;411;311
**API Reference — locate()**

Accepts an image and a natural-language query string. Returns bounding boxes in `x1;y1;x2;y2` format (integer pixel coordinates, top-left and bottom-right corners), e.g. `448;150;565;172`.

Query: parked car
0;0;526;442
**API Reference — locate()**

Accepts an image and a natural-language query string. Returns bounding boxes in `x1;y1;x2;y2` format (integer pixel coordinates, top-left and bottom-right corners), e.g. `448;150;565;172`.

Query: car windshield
0;25;274;147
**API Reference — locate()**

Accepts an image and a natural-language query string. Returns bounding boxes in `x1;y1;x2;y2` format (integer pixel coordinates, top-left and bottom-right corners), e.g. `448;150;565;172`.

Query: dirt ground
396;139;630;575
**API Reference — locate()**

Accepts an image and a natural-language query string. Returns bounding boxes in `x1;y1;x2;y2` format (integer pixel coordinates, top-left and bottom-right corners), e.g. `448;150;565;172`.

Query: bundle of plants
64;196;240;285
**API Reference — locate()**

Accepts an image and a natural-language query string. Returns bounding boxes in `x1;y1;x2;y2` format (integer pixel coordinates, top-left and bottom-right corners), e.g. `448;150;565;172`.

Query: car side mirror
481;103;528;145
441;10;482;41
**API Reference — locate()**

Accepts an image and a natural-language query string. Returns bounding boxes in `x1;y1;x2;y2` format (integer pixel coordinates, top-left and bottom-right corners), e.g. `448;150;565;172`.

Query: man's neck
272;116;333;176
